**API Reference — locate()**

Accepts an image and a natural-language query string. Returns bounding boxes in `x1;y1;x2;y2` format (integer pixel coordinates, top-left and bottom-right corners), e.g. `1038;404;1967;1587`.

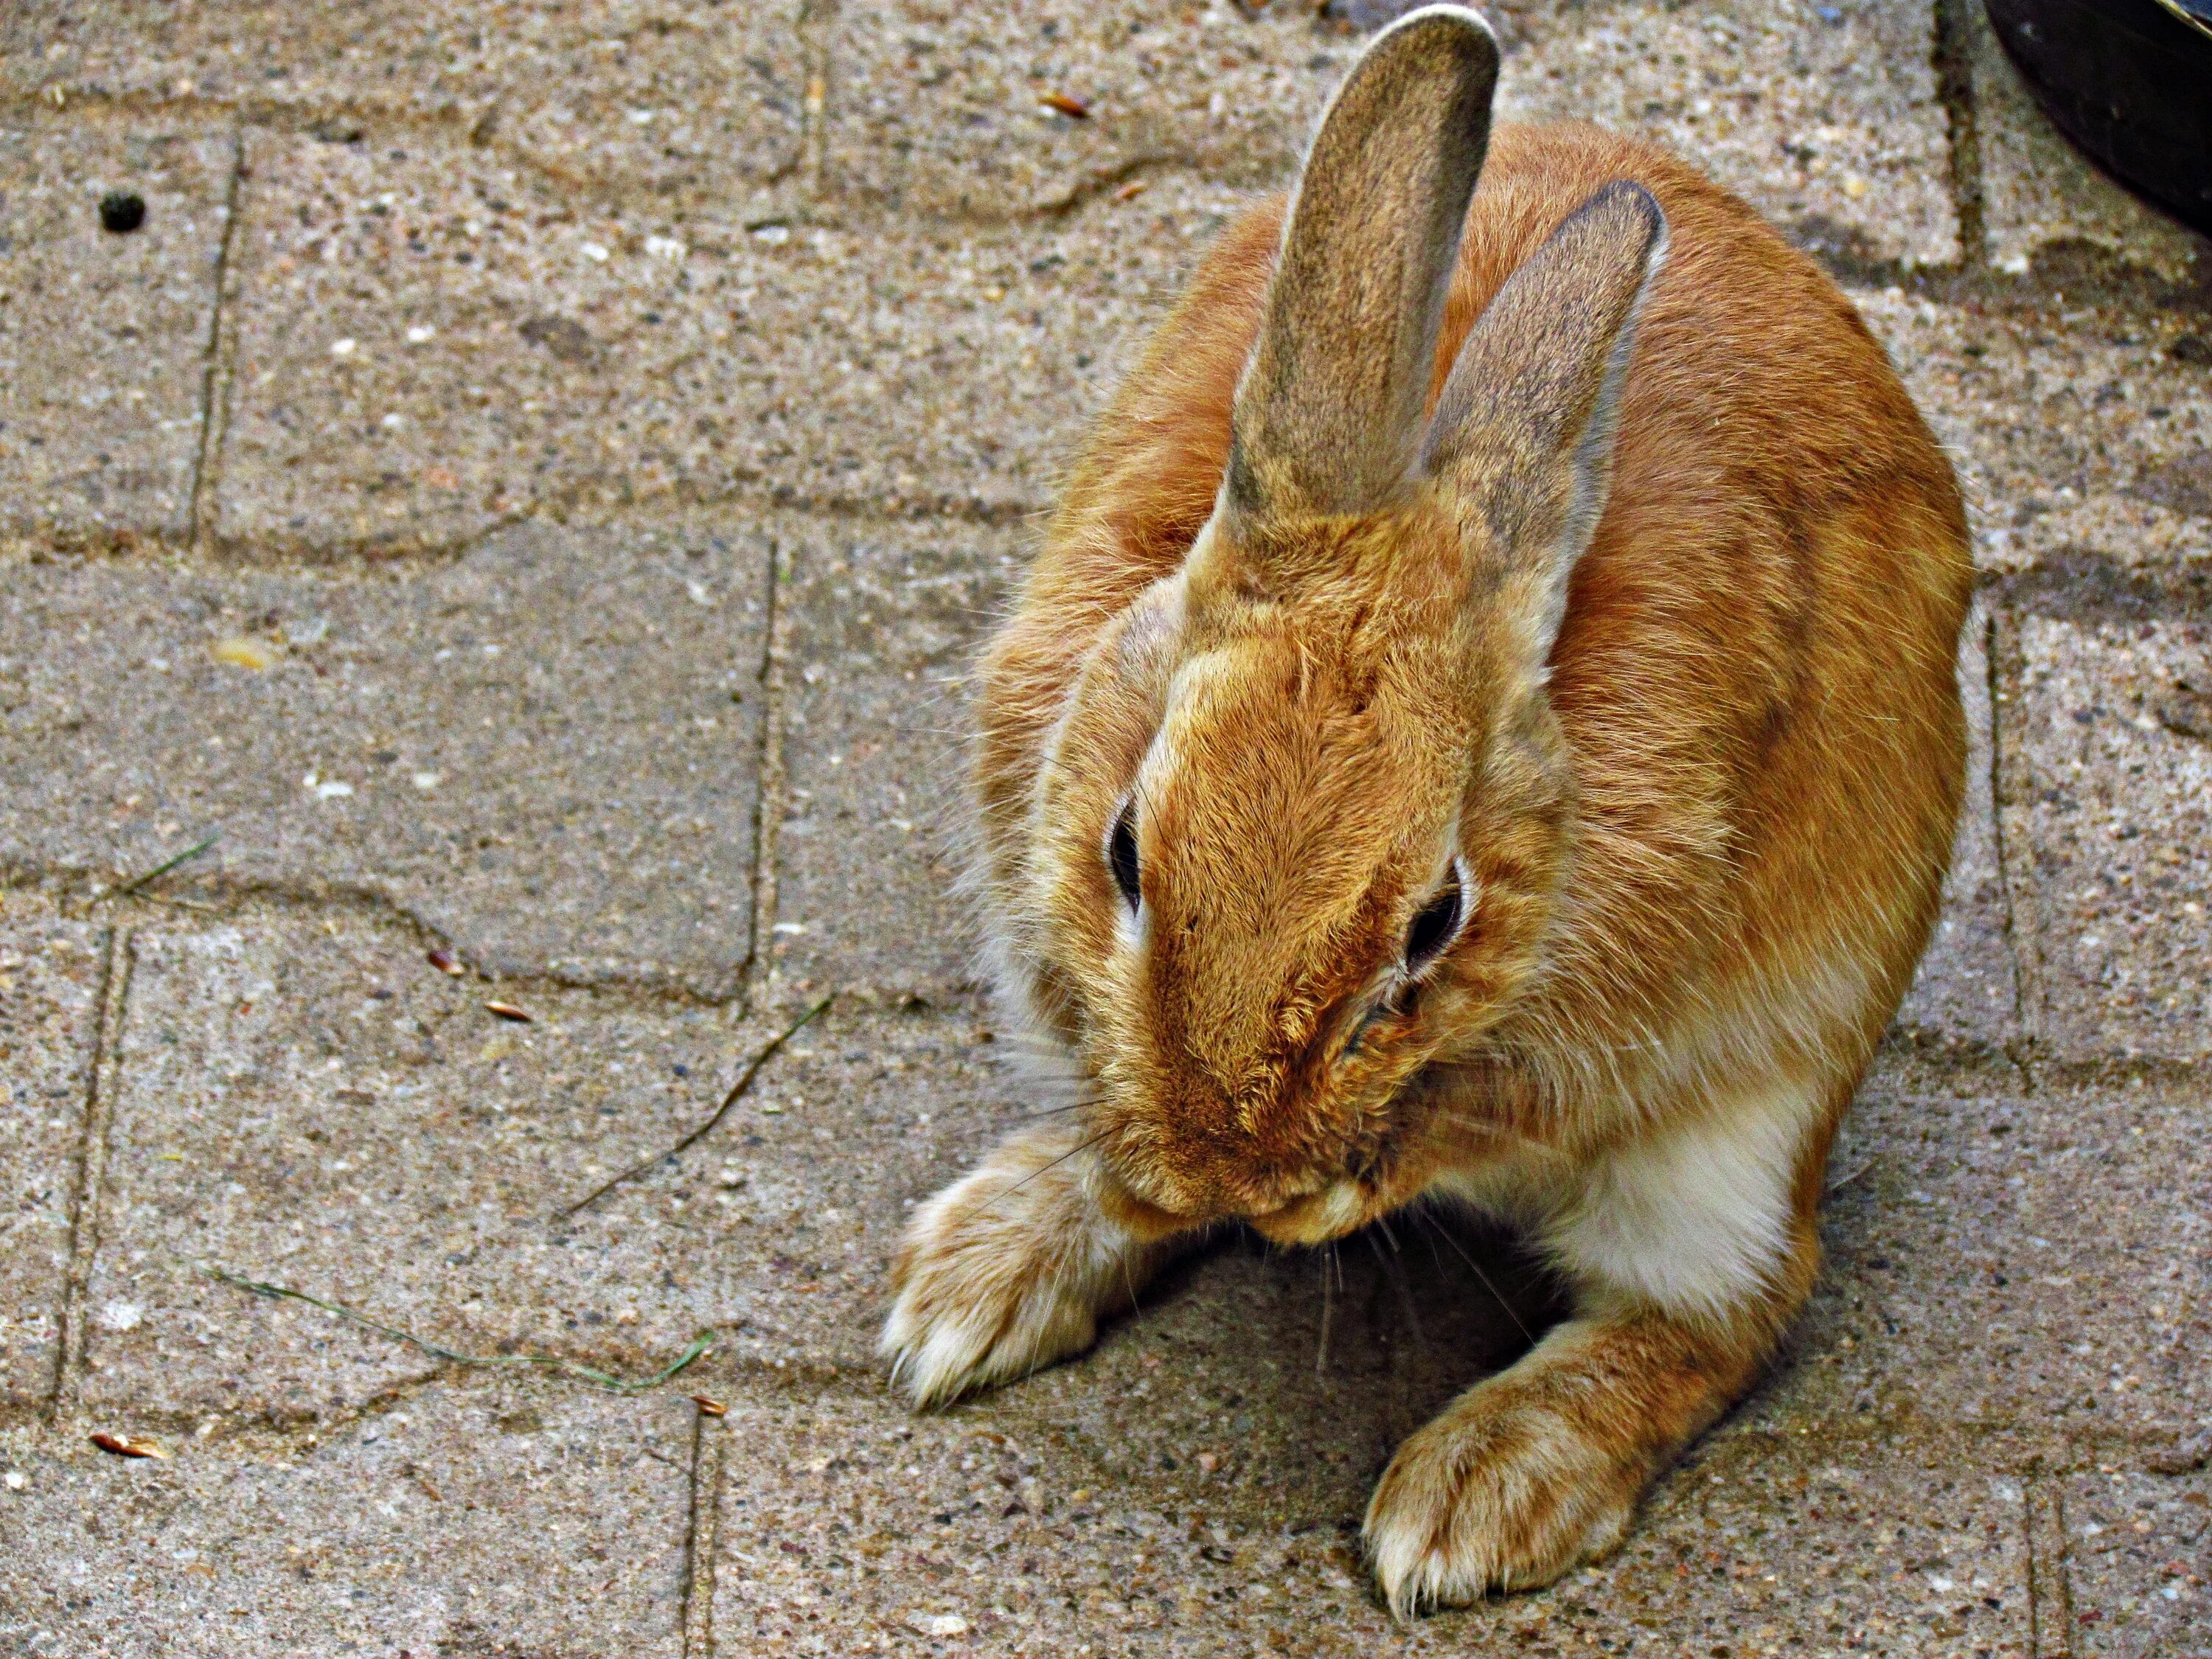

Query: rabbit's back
1447;124;1972;1082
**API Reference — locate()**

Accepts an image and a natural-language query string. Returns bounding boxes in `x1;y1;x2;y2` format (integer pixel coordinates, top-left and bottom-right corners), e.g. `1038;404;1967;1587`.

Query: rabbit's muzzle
1096;1071;1408;1245
1246;1178;1381;1245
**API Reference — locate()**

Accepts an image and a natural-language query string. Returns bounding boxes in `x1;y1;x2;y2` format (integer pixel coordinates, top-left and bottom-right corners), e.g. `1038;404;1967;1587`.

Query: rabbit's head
1017;7;1667;1242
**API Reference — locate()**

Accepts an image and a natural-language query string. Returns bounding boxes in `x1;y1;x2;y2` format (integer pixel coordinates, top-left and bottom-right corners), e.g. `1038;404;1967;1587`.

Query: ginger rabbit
883;4;1971;1612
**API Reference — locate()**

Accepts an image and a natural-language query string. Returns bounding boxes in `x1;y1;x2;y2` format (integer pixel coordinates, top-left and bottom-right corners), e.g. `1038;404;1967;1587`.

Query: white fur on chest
1426;1071;1821;1321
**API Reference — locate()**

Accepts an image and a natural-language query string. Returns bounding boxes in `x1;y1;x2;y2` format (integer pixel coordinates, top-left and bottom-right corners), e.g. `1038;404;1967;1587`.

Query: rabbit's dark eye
1107;799;1141;911
1403;868;1465;975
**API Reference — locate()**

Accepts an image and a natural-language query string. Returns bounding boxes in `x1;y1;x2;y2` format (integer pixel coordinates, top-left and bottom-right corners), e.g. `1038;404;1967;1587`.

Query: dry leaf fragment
1115;179;1149;202
426;948;464;977
90;1432;167;1459
689;1394;728;1417
1039;91;1091;119
484;1001;533;1023
211;636;276;671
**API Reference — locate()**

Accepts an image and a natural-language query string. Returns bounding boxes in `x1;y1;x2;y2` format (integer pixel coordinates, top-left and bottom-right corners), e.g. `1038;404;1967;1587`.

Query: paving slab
1848;285;2212;580
1591;1429;2034;1658
2063;1464;2212;1658
768;516;1026;1006
2;0;808;218
2005;614;2212;1062
1964;0;2208;287
0;1376;692;1658
827;1;1338;220
1895;600;2020;1054
0;122;231;547
0;900;103;1409
708;1382;2035;1655
1497;0;1960;269
0;521;766;991
76;911;1025;1419
209;127;1238;552
1803;1054;2211;1439
830;1;1956;270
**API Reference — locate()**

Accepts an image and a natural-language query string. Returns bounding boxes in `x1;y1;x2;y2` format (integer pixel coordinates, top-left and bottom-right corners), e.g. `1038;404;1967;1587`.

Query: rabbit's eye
1107;799;1141;911
1402;866;1466;975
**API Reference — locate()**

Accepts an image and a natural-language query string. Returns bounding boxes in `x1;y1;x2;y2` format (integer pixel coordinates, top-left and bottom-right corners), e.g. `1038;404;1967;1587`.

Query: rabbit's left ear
1421;180;1667;665
1227;6;1499;524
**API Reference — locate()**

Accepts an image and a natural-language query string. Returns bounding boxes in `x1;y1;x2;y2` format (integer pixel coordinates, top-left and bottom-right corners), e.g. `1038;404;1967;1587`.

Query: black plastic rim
1984;0;2212;237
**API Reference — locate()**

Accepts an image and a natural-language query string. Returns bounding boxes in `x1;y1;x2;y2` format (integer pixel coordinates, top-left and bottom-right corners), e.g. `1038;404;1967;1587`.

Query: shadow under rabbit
954;1208;1570;1532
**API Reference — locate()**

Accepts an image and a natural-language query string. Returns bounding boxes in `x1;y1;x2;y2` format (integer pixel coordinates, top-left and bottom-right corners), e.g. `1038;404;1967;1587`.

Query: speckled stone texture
0;124;231;547
765;514;1028;1006
1;0;2208;1653
206;136;1240;552
2006;616;2212;1062
0;902;103;1408
0;520;768;992
0;1380;695;1658
74;912;1029;1422
1497;0;1961;268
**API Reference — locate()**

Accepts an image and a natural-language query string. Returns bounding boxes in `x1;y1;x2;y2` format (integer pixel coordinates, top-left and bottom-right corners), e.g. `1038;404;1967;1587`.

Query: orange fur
888;7;1969;1615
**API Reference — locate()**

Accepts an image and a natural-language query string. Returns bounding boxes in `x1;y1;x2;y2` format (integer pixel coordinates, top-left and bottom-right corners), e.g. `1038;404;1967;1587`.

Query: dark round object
98;190;147;234
1983;0;2212;237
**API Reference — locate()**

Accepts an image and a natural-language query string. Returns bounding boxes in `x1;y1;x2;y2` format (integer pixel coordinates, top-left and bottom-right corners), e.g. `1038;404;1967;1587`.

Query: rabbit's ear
1226;5;1498;522
1423;181;1667;663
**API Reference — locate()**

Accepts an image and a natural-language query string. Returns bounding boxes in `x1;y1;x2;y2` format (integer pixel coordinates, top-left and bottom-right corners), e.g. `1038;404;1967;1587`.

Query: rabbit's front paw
881;1128;1136;1408
1363;1378;1643;1614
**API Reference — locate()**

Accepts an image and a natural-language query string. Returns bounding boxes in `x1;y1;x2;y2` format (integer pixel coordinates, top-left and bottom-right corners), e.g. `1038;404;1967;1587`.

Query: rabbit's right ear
1226;6;1499;524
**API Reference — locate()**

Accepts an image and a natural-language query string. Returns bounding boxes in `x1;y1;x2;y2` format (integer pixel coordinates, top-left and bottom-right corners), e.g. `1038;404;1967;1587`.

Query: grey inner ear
1226;6;1500;523
1423;180;1669;653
